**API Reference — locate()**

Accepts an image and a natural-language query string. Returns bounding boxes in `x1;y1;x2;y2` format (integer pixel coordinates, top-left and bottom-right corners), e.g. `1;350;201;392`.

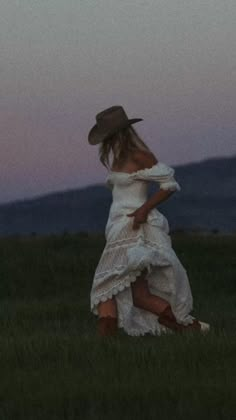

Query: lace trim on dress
90;243;174;315
118;311;172;336
91;265;161;316
118;316;173;336
91;270;139;306
103;236;170;251
104;235;141;249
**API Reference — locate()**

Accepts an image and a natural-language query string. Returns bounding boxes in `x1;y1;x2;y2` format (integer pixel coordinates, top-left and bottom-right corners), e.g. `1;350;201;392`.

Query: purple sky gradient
0;1;236;204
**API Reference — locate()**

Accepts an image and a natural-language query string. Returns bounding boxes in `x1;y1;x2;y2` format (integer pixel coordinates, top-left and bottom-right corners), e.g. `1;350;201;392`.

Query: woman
88;105;210;337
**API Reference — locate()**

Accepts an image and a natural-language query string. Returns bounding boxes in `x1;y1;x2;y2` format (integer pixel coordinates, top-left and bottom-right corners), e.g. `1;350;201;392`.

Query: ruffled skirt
90;211;195;336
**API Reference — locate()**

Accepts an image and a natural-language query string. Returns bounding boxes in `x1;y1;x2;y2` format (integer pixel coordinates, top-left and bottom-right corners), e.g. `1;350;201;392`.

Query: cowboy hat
88;105;143;145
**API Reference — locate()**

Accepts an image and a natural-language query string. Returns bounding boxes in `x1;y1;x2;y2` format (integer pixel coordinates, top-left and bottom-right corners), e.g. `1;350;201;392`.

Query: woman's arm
127;189;174;229
127;150;176;229
132;149;175;212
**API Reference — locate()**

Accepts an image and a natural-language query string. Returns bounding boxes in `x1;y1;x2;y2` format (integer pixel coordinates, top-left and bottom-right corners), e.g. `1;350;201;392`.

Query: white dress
90;162;197;336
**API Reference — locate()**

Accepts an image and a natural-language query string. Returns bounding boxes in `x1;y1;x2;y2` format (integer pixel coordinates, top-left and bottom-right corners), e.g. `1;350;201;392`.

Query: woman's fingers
127;210;146;229
133;220;142;230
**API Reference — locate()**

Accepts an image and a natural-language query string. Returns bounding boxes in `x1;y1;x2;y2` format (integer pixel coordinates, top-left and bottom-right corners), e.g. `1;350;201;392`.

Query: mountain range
0;155;235;236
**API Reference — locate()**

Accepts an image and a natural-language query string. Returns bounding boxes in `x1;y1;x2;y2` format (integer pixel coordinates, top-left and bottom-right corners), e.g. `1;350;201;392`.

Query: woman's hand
127;207;149;230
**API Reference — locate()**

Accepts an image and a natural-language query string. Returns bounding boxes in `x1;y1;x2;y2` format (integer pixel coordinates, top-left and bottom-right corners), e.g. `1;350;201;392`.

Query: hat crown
88;105;143;145
96;106;129;130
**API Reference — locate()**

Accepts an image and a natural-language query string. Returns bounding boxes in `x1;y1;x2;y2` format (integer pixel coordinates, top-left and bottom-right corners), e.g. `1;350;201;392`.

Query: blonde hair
98;126;151;170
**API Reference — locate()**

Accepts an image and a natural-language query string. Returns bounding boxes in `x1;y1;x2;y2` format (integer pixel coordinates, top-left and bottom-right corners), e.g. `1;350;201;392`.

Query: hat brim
88;118;143;145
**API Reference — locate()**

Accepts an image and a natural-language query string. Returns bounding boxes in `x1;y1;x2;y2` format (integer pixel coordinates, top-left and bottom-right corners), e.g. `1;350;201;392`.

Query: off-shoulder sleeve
132;162;181;191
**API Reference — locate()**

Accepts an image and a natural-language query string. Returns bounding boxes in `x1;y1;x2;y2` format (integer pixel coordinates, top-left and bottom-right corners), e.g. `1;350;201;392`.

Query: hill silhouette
0;155;235;236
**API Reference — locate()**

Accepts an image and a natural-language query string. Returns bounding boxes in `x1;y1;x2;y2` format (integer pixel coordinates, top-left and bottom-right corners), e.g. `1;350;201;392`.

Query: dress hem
90;255;172;316
91;266;146;315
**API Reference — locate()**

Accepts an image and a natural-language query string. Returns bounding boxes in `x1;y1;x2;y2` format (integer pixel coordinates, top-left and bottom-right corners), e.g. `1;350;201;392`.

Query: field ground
0;232;235;419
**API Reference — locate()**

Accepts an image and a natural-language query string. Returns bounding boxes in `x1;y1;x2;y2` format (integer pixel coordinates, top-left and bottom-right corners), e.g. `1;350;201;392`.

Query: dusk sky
1;0;236;204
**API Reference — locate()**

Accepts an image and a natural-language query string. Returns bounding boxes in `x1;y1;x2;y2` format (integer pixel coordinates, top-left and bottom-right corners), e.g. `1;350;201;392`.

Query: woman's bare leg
131;268;171;315
131;269;202;332
97;297;118;318
97;297;118;336
97;269;170;318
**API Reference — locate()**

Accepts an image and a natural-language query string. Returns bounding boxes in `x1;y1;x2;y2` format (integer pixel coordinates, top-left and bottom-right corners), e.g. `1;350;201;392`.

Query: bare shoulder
132;149;158;170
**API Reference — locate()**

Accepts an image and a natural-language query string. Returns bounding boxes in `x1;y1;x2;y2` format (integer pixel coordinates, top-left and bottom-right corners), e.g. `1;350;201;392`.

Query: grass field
0;232;236;419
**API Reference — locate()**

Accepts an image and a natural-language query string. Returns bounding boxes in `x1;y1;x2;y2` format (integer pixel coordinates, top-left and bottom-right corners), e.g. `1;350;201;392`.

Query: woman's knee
97;297;118;318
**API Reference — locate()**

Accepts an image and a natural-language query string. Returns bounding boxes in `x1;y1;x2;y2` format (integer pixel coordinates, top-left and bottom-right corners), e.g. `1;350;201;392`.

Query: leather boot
158;305;202;333
98;316;118;337
158;305;185;333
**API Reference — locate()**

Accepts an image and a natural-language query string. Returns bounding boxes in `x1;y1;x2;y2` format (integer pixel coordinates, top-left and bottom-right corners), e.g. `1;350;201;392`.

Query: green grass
0;232;236;419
